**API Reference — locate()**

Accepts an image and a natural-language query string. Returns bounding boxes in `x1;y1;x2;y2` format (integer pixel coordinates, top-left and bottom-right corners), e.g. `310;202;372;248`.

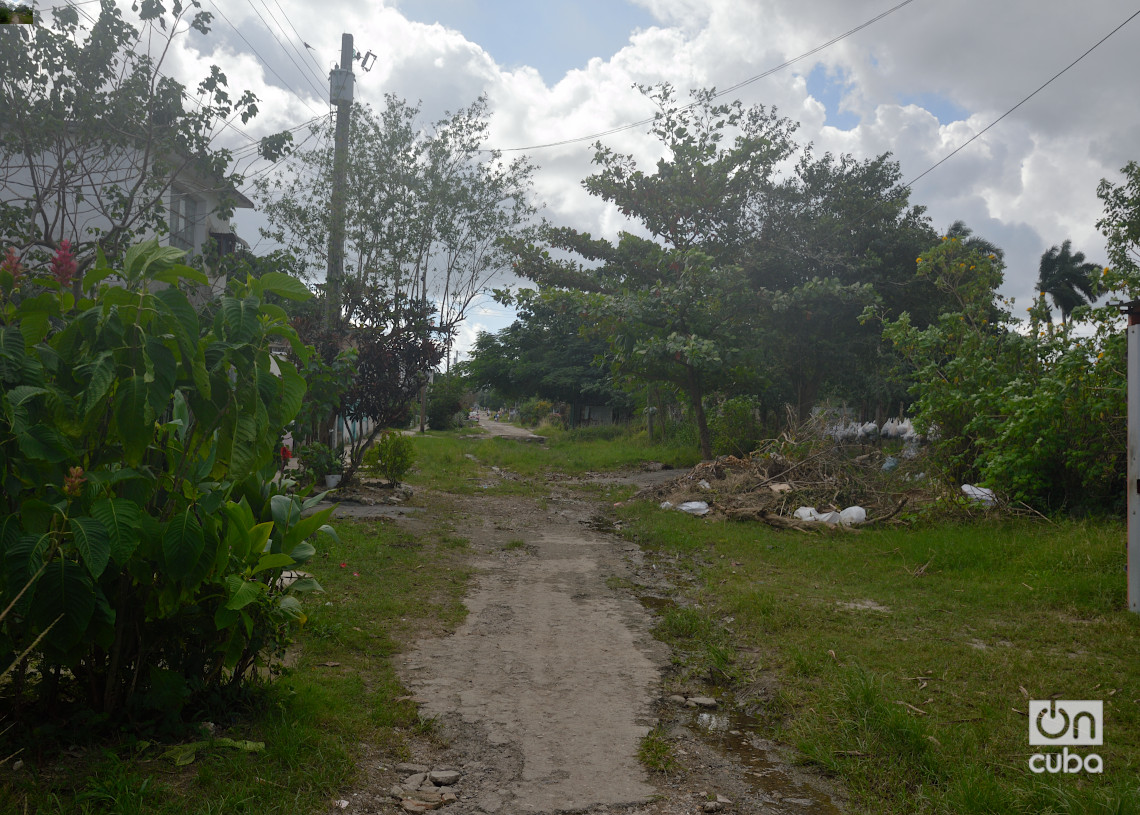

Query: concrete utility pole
1121;300;1140;613
326;33;354;331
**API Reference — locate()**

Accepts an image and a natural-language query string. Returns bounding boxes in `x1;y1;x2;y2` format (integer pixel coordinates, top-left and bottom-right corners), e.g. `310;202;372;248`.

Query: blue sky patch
805;64;859;130
398;0;655;83
899;92;969;124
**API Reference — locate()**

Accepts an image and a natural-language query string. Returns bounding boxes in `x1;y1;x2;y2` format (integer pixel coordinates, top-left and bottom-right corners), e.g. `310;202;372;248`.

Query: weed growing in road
638;725;680;776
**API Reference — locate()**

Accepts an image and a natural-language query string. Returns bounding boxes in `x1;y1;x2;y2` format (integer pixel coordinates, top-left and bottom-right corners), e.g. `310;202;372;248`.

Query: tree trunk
685;366;712;460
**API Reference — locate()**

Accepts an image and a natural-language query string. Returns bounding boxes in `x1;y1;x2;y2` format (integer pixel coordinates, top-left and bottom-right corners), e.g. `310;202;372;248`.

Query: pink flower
51;240;77;287
353;572;359;577
1;247;23;284
340;562;347;568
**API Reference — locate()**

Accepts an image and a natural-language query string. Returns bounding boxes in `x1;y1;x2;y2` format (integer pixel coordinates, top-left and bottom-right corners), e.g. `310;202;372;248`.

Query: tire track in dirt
400;494;667;813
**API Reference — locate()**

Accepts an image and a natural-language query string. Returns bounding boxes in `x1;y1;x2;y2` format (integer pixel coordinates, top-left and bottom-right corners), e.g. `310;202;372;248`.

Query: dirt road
372;456;842;815
401;490;664;813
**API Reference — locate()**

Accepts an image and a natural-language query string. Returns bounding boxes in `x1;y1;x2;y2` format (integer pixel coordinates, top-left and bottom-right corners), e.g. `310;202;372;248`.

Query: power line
901;8;1140;194
206;0;325;119
243;0;329;102
494;0;918;153
268;0;333;89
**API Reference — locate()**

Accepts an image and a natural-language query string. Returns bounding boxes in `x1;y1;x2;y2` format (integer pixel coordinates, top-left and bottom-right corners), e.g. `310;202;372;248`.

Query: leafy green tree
0;1;286;275
463;290;627;421
1036;239;1101;324
510;86;796;457
256;95;536;337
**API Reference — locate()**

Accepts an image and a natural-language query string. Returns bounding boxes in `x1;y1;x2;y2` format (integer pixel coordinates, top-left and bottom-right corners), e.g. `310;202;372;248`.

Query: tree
256;95;536;339
1036;239;1100;324
510;86;794;457
463;289;627;420
0;1;285;276
338;295;445;483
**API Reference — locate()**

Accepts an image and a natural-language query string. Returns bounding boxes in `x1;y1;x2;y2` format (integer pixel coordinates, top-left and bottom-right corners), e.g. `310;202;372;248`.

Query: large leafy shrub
0;241;330;721
870;236;1124;512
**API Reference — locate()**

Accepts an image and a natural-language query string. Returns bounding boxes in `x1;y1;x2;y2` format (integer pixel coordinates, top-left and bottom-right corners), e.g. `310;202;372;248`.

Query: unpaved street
402;495;665;813
357;455;843;815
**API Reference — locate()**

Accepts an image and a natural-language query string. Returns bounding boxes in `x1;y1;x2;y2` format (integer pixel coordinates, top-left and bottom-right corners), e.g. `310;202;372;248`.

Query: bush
518;397;554;427
710;396;763;457
362;430;416;485
426;375;466;430
0;241;329;724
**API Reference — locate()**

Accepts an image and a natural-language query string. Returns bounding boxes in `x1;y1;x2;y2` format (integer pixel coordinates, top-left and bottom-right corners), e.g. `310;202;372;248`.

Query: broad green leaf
252;552;294;575
5;385;47;408
154;287;200;356
268;494;300;535
220;296;259;344
283;505;334;551
91;498;142;565
247;521;273;559
114;375;154;465
221;574;261;610
287;541;315;565
76;352;115;420
18;310;50;347
258;272;311;301
284;576;323;594
277;358;305;425
69;516;110;578
153;263;208;286
163;510;203;581
29;558;95;650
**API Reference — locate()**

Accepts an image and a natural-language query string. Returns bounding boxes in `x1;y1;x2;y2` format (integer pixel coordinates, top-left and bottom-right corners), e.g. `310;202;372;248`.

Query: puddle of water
638;595;678;614
685;696;842;813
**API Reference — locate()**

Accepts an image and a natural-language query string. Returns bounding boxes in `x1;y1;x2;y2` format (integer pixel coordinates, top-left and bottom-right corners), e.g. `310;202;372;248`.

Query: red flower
63;466;86;499
51;240;77;287
1;247;23;284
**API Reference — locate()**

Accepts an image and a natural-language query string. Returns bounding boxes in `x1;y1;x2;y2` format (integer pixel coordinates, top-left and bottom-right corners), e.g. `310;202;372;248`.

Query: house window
170;190;199;252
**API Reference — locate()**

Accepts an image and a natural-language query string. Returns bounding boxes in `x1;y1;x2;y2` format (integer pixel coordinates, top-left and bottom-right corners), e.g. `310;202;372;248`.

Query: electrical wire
206;0;325;118
900;8;1140;194
243;0;329;102
493;0;918;152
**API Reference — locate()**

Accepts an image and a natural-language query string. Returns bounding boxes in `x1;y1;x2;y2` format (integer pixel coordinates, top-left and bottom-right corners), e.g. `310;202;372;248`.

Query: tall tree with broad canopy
0;0;289;275
508;86;794;458
464;289;630;421
255;95;537;340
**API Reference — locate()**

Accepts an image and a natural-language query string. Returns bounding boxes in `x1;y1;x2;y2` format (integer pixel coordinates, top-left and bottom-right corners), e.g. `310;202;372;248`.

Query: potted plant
298;442;344;487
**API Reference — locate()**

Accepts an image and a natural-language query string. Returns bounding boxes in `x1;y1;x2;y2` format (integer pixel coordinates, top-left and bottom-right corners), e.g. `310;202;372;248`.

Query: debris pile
634;415;957;530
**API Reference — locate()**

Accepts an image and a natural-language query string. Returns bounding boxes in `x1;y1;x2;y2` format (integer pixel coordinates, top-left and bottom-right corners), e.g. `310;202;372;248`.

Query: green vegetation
617;502;1140;813
402;425;700;495
638;724;680;776
362;429;417;486
2;517;470;813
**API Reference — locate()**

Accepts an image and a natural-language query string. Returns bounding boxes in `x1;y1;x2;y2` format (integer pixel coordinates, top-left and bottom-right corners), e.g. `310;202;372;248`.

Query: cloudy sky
154;0;1140;354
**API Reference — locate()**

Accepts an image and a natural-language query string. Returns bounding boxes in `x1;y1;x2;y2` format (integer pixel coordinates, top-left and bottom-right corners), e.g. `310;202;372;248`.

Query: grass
1;518;470;814
638;724;680;776
615;504;1140;814
403;423;700;494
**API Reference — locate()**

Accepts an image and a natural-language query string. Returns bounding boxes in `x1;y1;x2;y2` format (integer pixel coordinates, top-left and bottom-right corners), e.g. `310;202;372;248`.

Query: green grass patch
403;424;700;494
617;505;1140;814
638;724;680;776
2;518;470;814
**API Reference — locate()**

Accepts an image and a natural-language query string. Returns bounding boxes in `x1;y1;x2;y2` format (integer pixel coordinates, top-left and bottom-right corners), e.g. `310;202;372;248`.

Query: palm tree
1036;239;1100;323
945;220;1005;264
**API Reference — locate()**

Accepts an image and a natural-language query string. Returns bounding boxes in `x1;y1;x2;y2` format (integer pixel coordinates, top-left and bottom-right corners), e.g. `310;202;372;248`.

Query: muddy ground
331;422;844;815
